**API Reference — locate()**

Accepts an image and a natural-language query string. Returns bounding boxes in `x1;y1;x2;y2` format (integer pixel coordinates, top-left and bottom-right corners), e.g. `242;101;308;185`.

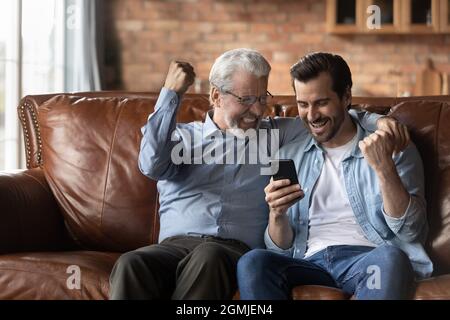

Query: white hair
209;48;271;93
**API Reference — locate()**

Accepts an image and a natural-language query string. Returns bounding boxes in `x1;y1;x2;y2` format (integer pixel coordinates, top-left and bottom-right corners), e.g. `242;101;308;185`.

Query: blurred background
1;0;450;170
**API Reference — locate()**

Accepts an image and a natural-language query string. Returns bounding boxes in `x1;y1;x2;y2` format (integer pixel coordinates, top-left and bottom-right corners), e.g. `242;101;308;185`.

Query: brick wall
104;0;450;97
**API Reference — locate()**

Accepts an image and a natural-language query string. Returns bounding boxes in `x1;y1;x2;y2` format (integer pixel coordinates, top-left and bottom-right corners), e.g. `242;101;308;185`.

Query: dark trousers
109;235;250;300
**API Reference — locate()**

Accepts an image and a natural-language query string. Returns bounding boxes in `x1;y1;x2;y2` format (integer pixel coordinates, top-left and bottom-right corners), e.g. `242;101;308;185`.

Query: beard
225;113;261;139
303;112;344;144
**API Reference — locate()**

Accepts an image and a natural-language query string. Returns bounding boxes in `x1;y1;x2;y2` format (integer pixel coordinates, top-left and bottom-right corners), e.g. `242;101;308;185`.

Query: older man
109;49;407;300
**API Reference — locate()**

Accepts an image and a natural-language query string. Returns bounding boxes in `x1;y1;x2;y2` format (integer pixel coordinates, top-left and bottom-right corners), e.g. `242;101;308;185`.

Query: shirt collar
348;123;367;159
304;135;318;153
202;110;222;139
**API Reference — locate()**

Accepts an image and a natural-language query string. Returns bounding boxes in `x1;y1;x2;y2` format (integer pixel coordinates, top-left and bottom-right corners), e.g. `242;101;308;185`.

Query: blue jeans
237;245;415;300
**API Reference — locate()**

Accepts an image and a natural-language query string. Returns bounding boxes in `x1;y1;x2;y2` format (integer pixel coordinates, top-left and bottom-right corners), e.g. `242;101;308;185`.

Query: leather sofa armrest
0;168;76;253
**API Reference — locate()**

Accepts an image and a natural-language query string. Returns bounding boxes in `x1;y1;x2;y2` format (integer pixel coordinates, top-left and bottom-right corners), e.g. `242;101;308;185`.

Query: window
0;0;66;170
22;0;65;96
0;0;20;170
0;0;101;170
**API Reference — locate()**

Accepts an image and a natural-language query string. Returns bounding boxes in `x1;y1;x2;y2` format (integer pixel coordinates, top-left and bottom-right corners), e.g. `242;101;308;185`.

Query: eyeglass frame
212;83;273;107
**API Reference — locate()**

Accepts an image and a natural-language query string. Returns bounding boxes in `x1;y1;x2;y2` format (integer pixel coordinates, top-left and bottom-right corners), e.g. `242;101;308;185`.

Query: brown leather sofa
0;92;449;300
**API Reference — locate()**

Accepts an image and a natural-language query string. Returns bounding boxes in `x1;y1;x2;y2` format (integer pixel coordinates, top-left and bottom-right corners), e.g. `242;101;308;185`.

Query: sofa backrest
390;101;450;276
18;93;450;275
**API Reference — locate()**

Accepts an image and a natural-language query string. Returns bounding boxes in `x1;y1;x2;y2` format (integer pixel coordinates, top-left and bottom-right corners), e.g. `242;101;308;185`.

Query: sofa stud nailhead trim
19;101;43;168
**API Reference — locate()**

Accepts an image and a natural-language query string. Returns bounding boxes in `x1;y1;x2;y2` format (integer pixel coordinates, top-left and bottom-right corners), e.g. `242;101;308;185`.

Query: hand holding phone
265;159;303;217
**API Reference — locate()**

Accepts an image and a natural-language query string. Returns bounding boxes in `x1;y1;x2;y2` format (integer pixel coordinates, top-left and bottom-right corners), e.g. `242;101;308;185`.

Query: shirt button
171;98;177;104
304;187;308;193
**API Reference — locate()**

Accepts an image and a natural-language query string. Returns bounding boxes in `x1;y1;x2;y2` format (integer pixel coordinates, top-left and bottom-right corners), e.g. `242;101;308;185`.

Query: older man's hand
163;61;196;96
376;116;410;155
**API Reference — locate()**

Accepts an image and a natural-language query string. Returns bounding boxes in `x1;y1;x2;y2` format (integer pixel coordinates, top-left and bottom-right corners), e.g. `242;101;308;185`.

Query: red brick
237;33;268;42
169;31;201;43
251;13;288;23
278;2;309;13
115;20;145;32
272;52;297;64
145;20;180;31
277;23;304;33
181;22;215;33
304;23;327;33
106;0;450;98
250;23;278;34
222;42;258;51
213;2;247;13
152;41;185;53
289;33;323;44
139;31;168;41
193;42;224;53
203;33;235;42
143;1;179;13
247;3;279;13
216;22;249;33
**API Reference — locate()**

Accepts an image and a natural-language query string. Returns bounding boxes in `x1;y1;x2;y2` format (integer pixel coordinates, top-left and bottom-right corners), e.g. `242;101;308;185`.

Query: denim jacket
265;122;433;279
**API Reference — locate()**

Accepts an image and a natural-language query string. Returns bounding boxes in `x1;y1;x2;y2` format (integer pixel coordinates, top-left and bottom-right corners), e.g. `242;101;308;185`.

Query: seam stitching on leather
18;100;33;168
100;98;126;228
25;100;43;167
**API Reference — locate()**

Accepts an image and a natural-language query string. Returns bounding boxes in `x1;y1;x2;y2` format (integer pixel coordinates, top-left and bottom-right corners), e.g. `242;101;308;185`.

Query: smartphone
271;159;299;185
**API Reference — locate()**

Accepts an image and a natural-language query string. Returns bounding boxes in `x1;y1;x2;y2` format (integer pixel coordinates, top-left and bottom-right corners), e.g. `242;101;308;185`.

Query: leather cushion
290;275;450;300
390;101;450;276
38;95;160;251
0;251;119;299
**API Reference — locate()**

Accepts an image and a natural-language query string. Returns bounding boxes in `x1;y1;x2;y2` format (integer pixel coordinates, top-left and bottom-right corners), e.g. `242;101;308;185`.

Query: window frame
1;0;22;170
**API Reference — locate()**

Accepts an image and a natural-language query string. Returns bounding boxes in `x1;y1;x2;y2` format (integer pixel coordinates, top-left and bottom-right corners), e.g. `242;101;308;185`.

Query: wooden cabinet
440;0;450;31
327;0;448;33
401;0;440;33
326;0;364;33
364;0;402;33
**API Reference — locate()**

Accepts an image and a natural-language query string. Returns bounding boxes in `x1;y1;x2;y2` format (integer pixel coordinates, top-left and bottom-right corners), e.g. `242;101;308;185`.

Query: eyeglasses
224;90;273;107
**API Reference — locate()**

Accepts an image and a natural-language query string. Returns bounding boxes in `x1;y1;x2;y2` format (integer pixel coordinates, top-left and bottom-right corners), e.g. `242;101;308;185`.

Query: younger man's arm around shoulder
359;129;427;243
139;61;195;180
352;109;411;153
275;109;409;149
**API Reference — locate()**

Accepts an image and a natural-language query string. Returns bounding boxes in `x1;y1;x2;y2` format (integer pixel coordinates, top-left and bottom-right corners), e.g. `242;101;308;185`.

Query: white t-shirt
304;134;376;258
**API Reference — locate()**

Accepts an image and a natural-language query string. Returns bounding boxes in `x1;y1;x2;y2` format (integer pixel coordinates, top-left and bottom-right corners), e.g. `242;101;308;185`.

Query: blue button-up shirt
265;122;433;278
139;88;380;249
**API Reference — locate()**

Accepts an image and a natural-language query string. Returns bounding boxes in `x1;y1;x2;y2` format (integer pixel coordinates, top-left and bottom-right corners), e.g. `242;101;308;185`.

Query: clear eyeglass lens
241;96;257;105
241;95;269;106
260;96;268;105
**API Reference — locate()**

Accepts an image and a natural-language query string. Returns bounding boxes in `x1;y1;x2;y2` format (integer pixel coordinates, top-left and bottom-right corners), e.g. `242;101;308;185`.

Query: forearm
376;161;410;219
268;213;294;249
139;88;181;179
